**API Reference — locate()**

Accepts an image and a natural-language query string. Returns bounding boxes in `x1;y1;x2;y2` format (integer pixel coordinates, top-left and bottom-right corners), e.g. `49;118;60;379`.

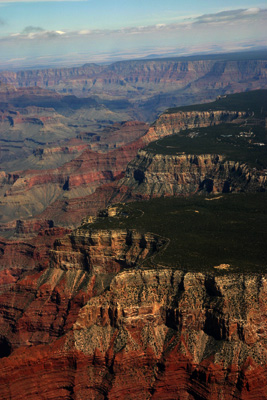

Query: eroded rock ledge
119;150;267;197
50;228;166;273
1;266;267;399
143;110;248;143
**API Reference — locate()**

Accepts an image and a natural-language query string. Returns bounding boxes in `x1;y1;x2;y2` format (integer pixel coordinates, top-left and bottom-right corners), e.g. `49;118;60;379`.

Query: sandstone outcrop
51;228;165;273
0;61;266;400
116;150;267;198
142;110;248;143
1;257;267;399
0;226;70;270
0;185;266;399
0;228;164;356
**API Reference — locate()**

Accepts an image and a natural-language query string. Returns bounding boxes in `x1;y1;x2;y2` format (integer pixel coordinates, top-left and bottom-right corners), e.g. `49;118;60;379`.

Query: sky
0;0;266;69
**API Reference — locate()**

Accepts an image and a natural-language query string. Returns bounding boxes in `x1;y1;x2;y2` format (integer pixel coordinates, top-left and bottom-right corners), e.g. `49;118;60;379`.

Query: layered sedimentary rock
1;252;267;399
142;110;248;143
0;100;260;233
51;228;165;273
0;59;267;99
70;268;267;400
34;109;251;226
0;226;70;270
116;150;267;198
0;137;145;228
0;66;266;400
0;228;163;353
0;57;267;123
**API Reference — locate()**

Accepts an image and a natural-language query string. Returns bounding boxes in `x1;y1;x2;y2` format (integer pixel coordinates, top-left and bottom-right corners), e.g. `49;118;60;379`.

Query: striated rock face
1;263;267;399
14;219;54;236
0;226;71;271
116;150;267;198
0;103;257;232
0;59;266;98
32;109;252;226
0;139;144;227
70;269;267;399
143;110;247;143
0;58;266;123
0;228;164;349
50;228;165;273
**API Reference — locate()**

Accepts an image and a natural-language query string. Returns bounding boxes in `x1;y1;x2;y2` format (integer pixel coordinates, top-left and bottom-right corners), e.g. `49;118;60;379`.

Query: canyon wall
0;59;266;97
0;226;267;399
25;108;261;226
0;228;164;353
0;99;262;232
0;137;145;228
117;150;267;198
1;58;267;123
143;110;248;143
0;61;266;399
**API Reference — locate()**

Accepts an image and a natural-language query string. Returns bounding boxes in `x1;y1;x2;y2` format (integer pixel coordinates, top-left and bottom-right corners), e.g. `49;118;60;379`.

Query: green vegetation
80;89;267;274
165;90;267;119
145;123;267;169
145;90;267;168
83;193;267;274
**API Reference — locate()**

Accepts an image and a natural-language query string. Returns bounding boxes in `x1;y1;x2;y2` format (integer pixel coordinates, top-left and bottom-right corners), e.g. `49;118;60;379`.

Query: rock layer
34;108;252;226
0;138;145;228
142;110;248;143
116;150;267;198
1;260;267;399
0;228;164;350
0;59;267;99
51;228;165;272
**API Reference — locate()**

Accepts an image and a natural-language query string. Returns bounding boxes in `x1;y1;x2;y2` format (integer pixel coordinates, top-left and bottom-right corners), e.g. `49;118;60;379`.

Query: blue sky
0;0;266;68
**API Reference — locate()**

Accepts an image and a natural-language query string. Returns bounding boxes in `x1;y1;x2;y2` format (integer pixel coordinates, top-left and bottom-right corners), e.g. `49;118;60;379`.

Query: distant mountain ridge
0;51;267;123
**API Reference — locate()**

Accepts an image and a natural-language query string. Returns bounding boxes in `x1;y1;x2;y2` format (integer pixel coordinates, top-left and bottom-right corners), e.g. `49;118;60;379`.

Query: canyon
1;104;262;231
1;52;267;122
0;55;266;399
0;221;267;399
117;150;267;198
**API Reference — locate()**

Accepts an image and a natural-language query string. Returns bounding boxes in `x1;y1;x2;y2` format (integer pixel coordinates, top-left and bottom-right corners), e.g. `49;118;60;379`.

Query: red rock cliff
1;255;267;399
115;150;267;199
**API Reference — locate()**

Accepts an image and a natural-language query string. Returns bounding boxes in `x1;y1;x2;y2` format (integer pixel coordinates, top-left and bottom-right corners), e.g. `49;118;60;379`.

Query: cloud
242;8;260;15
22;26;45;34
2;7;267;43
10;28;66;40
193;8;264;26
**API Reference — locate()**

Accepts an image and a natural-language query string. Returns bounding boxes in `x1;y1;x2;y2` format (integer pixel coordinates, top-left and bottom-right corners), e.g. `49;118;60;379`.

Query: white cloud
242;8;260;15
79;29;91;35
1;7;267;43
193;8;266;25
